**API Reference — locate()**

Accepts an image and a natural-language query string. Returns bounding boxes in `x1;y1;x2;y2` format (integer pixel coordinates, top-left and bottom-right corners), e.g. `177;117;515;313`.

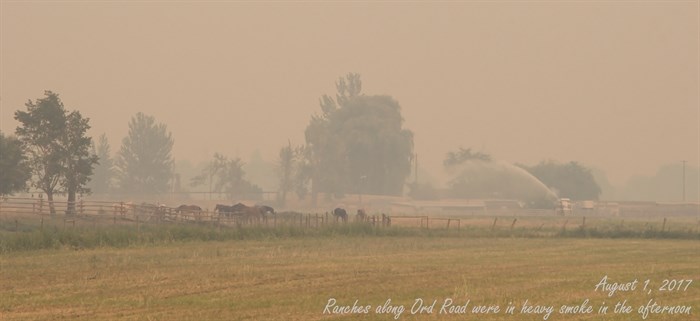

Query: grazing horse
356;209;367;222
333;207;348;223
257;205;275;215
176;204;202;220
232;203;263;223
215;204;235;217
256;205;275;222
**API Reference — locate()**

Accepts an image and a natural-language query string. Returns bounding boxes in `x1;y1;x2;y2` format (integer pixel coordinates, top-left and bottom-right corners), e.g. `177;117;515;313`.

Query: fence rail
3;198;696;234
0;197;464;230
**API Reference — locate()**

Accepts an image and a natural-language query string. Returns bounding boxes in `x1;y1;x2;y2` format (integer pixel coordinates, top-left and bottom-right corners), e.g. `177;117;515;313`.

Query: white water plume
445;158;558;205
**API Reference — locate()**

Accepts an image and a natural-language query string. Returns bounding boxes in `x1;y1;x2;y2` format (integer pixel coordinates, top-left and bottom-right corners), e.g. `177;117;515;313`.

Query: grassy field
2;230;699;320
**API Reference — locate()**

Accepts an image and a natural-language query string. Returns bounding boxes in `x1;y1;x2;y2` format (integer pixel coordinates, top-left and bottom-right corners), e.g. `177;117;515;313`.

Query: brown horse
232;203;263;223
176;204;202;220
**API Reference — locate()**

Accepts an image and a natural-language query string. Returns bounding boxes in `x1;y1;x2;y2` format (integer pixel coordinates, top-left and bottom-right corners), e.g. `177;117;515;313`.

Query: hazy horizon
2;2;698;188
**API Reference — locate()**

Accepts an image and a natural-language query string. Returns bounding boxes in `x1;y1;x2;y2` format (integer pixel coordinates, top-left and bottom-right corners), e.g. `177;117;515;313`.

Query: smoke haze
1;2;698;193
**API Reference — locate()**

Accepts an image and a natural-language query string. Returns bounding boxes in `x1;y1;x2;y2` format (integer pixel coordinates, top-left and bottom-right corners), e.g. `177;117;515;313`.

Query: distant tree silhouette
116;113;174;195
0;132;30;196
303;73;414;201
90;134;114;194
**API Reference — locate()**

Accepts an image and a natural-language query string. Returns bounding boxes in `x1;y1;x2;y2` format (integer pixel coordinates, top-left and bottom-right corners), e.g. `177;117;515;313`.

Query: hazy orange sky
1;1;698;186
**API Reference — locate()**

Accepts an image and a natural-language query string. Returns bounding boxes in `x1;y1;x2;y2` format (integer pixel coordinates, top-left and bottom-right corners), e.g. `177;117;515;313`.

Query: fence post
661;217;667;232
491;217;498;231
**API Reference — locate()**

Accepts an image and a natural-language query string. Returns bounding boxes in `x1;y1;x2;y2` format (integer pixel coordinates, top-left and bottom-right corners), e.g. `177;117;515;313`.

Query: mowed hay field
2;234;699;321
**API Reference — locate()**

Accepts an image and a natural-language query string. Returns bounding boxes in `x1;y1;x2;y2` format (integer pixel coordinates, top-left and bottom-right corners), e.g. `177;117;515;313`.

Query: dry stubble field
2;233;699;321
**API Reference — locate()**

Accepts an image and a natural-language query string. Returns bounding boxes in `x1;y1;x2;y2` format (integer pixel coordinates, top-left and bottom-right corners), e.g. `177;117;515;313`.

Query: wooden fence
0;197;462;230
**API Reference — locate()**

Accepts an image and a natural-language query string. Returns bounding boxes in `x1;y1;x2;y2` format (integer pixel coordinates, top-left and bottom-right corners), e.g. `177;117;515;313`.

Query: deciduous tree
0;132;30;196
14;91;97;214
304;73;414;200
116;113;174;195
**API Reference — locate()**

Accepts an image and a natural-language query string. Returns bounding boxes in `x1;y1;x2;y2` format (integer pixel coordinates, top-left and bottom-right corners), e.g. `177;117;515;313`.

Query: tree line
0;92;177;214
1;75;603;213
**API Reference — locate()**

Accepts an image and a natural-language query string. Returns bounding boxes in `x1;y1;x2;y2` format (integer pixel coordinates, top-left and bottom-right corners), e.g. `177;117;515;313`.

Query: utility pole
682;160;686;202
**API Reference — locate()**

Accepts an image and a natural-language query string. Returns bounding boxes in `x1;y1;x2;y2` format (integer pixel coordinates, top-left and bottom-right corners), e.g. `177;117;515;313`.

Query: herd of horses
110;202;274;221
330;207;388;225
111;202;385;225
213;203;275;222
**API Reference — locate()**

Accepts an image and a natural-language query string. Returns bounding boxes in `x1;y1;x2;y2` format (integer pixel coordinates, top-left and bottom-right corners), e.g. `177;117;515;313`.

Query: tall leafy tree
304;73;414;200
14;91;97;214
62;110;99;214
116;113;174;195
89;134;114;194
0;132;31;195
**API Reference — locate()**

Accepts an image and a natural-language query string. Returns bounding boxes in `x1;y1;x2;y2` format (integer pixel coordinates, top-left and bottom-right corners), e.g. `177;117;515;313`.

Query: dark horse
176;204;202;220
176;204;202;214
257;205;275;222
333;208;348;223
257;205;275;216
215;204;235;217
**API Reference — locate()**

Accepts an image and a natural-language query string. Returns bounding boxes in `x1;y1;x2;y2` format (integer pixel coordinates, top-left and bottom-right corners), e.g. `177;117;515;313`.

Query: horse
257;205;275;216
176;204;202;220
232;203;263;224
215;204;235;217
356;209;367;222
257;205;275;221
333;207;348;223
